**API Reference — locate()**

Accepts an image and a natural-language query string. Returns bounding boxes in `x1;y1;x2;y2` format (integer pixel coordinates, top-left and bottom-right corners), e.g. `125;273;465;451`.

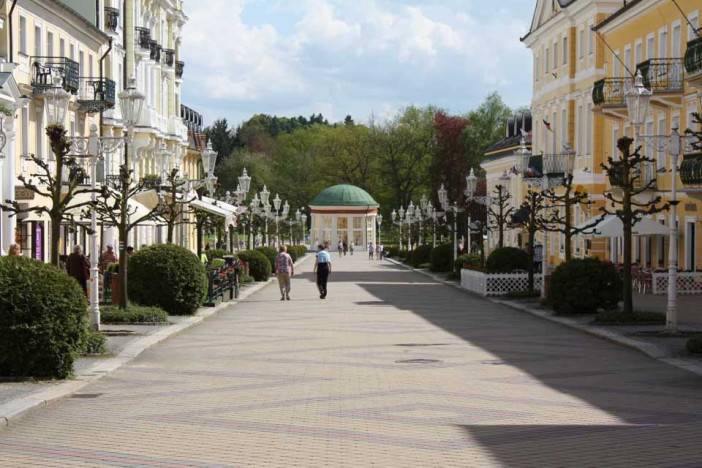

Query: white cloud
181;0;533;126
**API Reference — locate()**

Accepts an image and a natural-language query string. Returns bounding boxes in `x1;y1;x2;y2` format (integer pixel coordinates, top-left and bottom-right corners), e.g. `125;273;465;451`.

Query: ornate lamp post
437;183;463;262
376;213;383;246
273;193;281;247
300;212;307;246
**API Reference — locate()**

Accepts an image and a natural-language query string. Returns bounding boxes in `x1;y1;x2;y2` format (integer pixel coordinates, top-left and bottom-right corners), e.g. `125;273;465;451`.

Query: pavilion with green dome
308;184;380;249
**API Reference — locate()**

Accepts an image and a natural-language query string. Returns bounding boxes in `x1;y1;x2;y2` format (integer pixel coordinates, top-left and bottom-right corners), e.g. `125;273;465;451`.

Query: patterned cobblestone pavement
2;255;702;467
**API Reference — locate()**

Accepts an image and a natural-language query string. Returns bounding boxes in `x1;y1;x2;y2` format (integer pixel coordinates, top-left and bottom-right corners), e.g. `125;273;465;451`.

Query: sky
180;0;536;128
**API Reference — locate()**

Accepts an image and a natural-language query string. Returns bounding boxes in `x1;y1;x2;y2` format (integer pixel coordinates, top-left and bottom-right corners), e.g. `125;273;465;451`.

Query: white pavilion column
1;115;17;254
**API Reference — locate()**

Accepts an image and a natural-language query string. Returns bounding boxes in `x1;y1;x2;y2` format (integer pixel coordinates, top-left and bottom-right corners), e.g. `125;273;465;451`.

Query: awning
67;190;162;226
190;197;235;226
577;215;668;237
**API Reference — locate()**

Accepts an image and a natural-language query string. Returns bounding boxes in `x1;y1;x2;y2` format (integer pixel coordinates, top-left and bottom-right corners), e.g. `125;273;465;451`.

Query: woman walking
314;244;332;299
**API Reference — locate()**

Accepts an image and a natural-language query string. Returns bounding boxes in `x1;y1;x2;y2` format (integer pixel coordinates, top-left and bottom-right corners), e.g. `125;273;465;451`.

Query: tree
157;169;196;244
487;184;513;249
601;136;668;314
1;125;96;266
510;188;545;292
463;92;513;170
204;119;238;165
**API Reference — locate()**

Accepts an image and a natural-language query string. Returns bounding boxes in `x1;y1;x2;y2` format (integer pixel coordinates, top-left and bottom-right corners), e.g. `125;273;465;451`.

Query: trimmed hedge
430;244;453;272
408;245;432;268
255;246;277;272
687;335;702;354
548;258;622;315
286;245;307;262
455;253;482;275
0;256;89;378
101;305;169;324
486;247;530;273
206;248;228;262
128;244;207;315
237;250;272;281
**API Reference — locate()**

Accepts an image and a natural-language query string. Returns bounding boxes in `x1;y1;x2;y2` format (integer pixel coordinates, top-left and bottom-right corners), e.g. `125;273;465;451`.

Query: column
1;114;17;254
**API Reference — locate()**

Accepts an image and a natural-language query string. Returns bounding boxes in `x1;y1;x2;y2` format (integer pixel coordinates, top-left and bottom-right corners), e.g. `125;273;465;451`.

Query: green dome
310;184;379;207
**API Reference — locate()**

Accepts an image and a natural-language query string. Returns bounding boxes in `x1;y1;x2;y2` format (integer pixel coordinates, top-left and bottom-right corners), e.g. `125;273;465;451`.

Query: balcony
104;6;119;33
149;40;161;62
181;104;203;132
30;56;79;94
140;174;162;190
77;77;116;113
135;27;151;50
592;77;631;109
685;37;702;88
637;58;684;94
175;60;184;79
163;49;175;67
680;152;702;191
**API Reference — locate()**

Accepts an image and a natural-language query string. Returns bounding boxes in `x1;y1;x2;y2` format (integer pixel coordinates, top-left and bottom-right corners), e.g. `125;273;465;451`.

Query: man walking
66;245;89;295
275;245;294;301
368;242;374;260
314;244;332;299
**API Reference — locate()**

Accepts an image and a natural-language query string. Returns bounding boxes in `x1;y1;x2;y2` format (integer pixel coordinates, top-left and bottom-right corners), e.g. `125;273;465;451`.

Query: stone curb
0;254;311;429
386;258;702;377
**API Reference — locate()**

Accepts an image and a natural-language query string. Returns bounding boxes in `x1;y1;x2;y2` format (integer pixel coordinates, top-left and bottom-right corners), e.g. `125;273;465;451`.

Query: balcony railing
175;60;184;78
135;27;151;49
104;6;119;33
163;49;175;67
181;104;203;131
141;175;162;189
637;58;684;93
149;40;161;62
592;77;631;107
685;37;702;77
681;153;702;188
77;77;116;113
30;56;79;93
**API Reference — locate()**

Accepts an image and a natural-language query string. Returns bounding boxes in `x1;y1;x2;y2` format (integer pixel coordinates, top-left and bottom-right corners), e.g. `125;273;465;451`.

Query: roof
310;184;379;207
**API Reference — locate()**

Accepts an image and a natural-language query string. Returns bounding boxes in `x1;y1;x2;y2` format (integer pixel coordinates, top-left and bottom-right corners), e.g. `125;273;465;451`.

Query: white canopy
577;215;668;237
190;197;236;226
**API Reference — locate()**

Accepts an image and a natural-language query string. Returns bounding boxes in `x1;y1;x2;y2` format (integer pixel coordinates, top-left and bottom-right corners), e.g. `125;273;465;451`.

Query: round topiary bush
408;245;432;268
686;335;702;354
486;247;530;273
255;246;277;272
430;244;454;272
548;258;622;315
128;244;206;315
0;257;89;378
237;250;272;281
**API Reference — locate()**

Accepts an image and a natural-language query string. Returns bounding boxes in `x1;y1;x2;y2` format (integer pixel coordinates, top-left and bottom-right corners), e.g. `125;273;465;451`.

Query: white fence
460;269;542;296
651;272;702;295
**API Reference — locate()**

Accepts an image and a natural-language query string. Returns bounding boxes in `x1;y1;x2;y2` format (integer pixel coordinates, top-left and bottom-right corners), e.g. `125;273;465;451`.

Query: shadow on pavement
358;278;702;465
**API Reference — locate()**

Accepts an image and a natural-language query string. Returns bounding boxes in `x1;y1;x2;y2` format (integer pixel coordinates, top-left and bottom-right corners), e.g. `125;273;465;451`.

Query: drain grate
394;343;449;347
395;359;442;364
70;393;103;399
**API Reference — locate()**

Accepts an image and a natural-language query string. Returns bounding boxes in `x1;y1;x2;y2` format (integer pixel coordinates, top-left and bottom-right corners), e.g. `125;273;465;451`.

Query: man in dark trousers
66;245;89;295
313;244;332;299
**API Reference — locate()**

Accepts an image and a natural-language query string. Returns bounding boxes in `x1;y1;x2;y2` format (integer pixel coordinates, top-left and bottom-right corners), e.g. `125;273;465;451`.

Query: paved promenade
2;254;702;467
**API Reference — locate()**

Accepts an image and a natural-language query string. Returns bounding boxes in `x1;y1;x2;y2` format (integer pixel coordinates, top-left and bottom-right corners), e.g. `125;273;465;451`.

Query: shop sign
15;187;34;200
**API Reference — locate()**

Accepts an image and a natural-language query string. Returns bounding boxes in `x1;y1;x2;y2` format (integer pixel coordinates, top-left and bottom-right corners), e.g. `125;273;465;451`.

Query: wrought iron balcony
77;77;116;113
181;104;203;132
592;77;631;107
104;6;119;33
141;174;162;189
685;37;702;78
135;27;151;50
680;153;702;188
163;49;175;67
636;58;684;93
175;60;184;78
149;40;161;62
30;56;79;93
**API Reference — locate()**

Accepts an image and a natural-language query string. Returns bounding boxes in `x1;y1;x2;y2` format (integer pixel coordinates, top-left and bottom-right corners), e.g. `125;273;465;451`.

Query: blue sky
181;0;535;127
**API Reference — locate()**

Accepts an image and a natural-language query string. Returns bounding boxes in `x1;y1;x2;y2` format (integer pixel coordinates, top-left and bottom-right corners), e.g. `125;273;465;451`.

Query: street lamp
376;213;383;246
201;140;217;195
239;168;252;194
45;76;70;126
625;71;652;131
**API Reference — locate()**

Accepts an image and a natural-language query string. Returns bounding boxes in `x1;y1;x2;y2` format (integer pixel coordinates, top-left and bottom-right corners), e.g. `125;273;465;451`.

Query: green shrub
286;245;307;262
548;258;622;315
385;245;401;258
430;244;454;272
206;248;228;261
237;250;272;281
486;247;530;273
210;258;226;269
0;257;88;378
80;329;107;355
454;253;482;276
101;305;169;324
687;335;702;354
408;245;432;268
593;310;664;325
128;244;206;315
255;246;277;272
240;273;254;283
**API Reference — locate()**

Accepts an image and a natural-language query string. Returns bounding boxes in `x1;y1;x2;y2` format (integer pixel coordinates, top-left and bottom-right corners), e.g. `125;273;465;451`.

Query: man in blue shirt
314;244;332;299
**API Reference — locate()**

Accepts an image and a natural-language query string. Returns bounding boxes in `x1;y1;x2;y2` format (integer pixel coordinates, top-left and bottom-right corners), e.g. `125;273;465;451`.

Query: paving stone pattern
2;255;702;467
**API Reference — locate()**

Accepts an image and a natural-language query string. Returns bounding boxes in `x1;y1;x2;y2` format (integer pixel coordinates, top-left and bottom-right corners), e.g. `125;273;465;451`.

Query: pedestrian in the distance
337;240;343;257
66;245;89;295
368;242;374;260
343;241;348;256
7;243;21;256
375;243;381;260
100;244;118;272
275;245;294;301
379;244;385;260
314;244;332;299
349;243;354;255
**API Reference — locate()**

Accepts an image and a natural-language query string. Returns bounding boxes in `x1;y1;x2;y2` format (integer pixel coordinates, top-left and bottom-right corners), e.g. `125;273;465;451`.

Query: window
577;105;583;154
635;42;642;65
659;29;668;58
79;51;84;75
611;127;619;161
561;109;567;146
21;106;28;158
47;32;53;56
35;107;43;160
613;51;620;77
546;47;550;73
553;41;558;69
34;26;41;56
535;55;540;80
646;35;655;60
657;116;666;170
586;104;592;155
69;44;75;60
59;38;65;57
672;23;681;58
645;120;654;159
552;111;557;153
579;29;584;58
562;36;568;65
624;46;632;74
588;24;594;55
19;16;27;55
89;55;93;77
689;14;699;40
